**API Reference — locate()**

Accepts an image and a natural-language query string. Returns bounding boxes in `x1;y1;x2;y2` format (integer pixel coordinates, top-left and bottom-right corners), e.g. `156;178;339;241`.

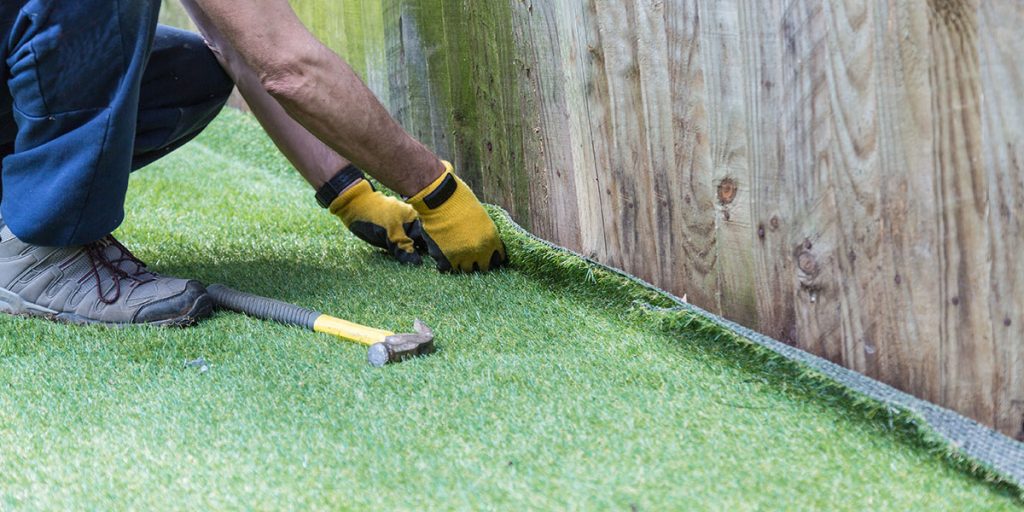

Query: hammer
207;284;435;367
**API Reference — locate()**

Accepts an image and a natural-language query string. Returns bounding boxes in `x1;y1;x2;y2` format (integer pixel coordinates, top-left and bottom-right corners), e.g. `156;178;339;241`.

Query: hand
330;180;422;265
406;161;507;273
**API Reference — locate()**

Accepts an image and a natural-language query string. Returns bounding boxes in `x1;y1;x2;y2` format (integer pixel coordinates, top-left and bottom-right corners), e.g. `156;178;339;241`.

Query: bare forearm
267;46;443;195
243;71;349;189
181;0;344;188
188;0;443;196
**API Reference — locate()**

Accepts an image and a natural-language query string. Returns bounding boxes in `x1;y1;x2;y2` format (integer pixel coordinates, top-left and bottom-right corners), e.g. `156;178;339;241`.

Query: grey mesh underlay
502;212;1024;488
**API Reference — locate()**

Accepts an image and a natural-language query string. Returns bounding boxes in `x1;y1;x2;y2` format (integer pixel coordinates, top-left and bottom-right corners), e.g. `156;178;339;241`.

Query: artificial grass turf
0;110;1019;510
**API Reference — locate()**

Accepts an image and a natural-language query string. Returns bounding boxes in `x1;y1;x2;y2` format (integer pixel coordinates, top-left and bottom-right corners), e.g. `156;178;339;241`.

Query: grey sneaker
0;220;212;327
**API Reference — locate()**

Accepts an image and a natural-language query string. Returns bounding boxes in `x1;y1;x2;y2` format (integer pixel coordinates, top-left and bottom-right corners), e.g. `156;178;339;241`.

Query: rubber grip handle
207;284;320;331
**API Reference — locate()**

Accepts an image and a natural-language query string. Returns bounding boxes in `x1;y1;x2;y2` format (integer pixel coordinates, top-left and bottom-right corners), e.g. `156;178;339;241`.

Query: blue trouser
0;0;234;246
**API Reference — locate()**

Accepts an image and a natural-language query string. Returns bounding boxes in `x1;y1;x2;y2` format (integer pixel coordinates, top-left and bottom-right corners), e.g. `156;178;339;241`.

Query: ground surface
0;111;1018;510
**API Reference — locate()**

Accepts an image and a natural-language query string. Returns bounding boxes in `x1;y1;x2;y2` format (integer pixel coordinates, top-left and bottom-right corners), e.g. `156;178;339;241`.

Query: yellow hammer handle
314;315;395;346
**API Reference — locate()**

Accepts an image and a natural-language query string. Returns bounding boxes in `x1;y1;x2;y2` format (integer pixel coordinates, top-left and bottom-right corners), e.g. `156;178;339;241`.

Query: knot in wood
717;178;738;205
797;250;819;276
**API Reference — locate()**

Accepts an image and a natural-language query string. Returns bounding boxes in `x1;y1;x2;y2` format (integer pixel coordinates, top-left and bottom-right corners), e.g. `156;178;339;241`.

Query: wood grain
870;0;944;405
698;0;761;327
977;0;1024;439
739;0;796;345
508;1;582;248
549;0;615;263
926;0;997;425
779;0;848;364
662;0;719;311
591;0;662;285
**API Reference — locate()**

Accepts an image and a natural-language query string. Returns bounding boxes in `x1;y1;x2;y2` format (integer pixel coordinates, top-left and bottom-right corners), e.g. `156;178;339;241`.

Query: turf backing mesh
491;208;1024;493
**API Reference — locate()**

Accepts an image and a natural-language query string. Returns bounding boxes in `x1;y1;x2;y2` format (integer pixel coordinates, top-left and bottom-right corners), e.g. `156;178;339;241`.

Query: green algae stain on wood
466;1;533;230
385;0;533;227
290;1;352;67
290;0;388;104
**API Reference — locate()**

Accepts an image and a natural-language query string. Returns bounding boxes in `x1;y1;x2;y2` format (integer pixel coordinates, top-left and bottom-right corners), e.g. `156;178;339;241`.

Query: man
0;1;505;327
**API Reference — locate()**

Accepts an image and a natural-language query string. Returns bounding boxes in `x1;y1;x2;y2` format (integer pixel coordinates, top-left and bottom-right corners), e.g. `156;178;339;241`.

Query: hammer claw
369;320;436;367
414;319;433;338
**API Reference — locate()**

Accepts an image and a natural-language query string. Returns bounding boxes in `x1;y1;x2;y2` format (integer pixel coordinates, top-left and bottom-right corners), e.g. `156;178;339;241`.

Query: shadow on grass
151;255;412;307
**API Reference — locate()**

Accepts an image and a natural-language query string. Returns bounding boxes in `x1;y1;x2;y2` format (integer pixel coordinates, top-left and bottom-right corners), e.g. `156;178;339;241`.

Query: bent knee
189;35;236;100
152;26;235;103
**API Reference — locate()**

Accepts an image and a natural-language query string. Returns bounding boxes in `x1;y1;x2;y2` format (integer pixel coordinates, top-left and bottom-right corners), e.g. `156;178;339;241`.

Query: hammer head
367;320;435;367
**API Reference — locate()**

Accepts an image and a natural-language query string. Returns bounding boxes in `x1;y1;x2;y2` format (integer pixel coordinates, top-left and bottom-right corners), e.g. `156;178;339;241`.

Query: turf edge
487;205;1024;501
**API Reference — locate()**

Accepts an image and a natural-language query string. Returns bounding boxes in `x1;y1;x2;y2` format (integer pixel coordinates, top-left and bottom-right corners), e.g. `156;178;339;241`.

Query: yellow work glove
330;179;423;265
406;161;507;273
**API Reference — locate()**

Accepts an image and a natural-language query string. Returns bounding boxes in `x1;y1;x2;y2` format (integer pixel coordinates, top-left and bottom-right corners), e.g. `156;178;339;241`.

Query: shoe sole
0;287;214;328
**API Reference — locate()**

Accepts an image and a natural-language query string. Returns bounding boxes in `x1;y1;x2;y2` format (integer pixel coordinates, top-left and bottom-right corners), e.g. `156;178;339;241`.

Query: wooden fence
164;0;1024;439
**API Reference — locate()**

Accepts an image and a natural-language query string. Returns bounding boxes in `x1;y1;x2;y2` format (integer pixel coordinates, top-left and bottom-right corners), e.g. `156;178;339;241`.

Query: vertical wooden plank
552;0;622;268
589;1;661;284
411;0;456;161
507;1;582;247
292;0;388;101
390;0;455;158
696;0;759;325
661;0;720;310
738;0;795;344
779;0;847;363
435;0;478;178
293;2;352;72
823;0;955;397
817;0;883;378
634;0;686;302
475;2;532;222
926;0;996;425
540;0;610;264
978;0;1024;440
870;0;944;405
438;2;531;221
382;0;406;126
340;0;367;78
383;0;437;148
340;0;386;104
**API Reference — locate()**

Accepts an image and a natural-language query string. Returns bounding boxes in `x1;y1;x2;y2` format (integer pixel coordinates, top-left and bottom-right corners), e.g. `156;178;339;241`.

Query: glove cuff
316;164;368;208
407;161;474;214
